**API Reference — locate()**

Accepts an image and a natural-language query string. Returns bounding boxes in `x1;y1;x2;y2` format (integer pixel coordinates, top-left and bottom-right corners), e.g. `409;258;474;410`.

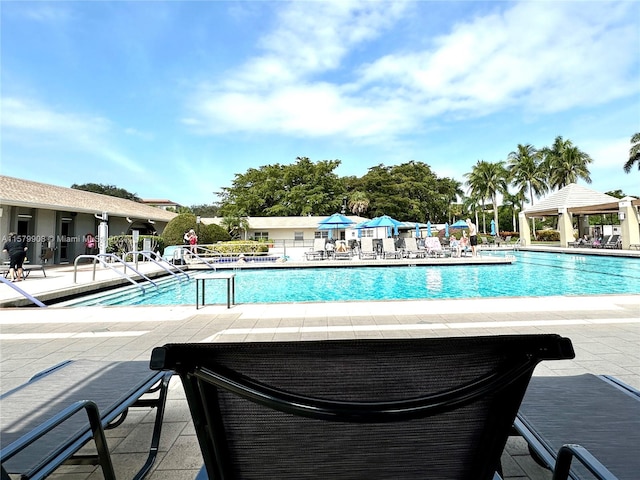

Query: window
315;231;329;239
294;231;304;241
254;232;269;240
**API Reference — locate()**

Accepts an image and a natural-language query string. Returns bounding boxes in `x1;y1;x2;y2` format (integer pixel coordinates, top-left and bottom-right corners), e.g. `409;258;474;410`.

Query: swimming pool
67;251;640;307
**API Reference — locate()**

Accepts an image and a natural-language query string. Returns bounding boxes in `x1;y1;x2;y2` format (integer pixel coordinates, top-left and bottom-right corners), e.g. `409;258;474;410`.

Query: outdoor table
194;273;236;309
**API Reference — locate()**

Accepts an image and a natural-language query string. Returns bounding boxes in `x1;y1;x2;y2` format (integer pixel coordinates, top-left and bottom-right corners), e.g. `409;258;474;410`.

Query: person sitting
336;241;348;253
449;235;461;257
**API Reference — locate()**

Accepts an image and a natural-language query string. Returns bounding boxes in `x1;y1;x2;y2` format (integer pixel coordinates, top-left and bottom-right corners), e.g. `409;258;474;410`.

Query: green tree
348;191;370;215
507;143;547;238
190;204;220;217
541;136;593;189
465;160;508;234
218;157;343;216
71;183;141;202
162;213;230;246
624;132;640;173
220;215;250;240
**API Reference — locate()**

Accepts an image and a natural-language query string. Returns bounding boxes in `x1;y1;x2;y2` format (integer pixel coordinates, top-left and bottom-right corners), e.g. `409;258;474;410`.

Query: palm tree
507;143;548;238
624;132;640;173
465;160;508;235
348;191;370;216
221;215;250;240
541;136;593;189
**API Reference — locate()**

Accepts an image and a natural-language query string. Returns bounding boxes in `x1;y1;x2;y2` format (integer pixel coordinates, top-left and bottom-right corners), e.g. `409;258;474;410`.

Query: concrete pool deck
1;250;639;479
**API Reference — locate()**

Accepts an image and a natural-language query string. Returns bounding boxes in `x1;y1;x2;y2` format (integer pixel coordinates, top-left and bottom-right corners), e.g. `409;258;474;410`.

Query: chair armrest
552;444;618;480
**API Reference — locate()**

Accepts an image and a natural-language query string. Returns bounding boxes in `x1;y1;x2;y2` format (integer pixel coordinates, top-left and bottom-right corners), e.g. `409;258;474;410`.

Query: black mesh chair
150;335;574;480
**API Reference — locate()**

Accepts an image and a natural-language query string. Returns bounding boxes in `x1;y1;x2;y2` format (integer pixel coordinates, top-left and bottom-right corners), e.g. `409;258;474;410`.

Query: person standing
466;218;478;257
2;232;28;282
188;229;198;254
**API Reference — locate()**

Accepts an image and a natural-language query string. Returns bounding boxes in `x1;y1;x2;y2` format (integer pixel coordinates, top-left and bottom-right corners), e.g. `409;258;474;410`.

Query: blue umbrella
426;221;432;237
450;219;468;228
415;223;420;238
490;219;496;236
363;215;402;237
318;213;355;227
445;222;449;237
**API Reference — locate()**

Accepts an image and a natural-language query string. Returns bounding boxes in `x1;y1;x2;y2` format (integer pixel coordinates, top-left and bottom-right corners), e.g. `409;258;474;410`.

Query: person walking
2;232;28;282
466;218;478;257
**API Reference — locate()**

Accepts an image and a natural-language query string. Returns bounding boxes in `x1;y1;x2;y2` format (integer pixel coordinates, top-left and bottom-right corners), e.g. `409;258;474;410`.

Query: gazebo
518;184;640;248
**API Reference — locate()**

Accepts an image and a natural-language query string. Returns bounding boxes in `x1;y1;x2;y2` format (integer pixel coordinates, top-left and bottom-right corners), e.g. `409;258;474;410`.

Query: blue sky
2;0;639;207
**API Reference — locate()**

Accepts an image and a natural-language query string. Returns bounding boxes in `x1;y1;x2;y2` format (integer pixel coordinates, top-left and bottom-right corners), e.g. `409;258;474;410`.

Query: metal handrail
73;255;157;292
180;246;217;270
126;250;189;280
0;276;47;307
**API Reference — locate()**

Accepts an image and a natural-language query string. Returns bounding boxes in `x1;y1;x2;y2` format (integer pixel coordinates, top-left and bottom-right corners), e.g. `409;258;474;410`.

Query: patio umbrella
363;215;402;236
450;219;468;229
318;213;355;227
445;222;449;237
318;213;355;240
490;219;496;236
415;223;420;238
426;221;432;237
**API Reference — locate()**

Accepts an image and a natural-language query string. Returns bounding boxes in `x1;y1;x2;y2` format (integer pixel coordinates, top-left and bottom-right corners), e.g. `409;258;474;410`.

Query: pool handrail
0;276;47;307
73;255;157;292
126;250;190;281
181;246;217;270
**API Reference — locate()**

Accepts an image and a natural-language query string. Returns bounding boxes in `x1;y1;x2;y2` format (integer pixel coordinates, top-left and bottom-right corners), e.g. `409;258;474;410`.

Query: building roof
0;175;177;222
141;199;181;206
523;183;622;217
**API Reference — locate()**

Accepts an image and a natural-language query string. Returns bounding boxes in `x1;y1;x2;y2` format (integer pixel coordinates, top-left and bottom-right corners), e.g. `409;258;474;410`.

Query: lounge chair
592;235;609;248
333;240;352;260
603;234;620;249
403;237;425;258
305;238;326;260
424;237;449;257
382;238;402;259
0;360;171;480
358;237;377;260
150;334;574;480
515;373;640;480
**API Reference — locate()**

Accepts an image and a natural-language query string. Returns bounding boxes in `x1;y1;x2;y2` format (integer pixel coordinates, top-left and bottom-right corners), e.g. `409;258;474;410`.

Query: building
140;199;182;211
1;176;177;264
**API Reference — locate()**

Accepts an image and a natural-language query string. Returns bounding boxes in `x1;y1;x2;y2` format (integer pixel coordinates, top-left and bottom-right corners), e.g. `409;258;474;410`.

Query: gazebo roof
522;184;622;217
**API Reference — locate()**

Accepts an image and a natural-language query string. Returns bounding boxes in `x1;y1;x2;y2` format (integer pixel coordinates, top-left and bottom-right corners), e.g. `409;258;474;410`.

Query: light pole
196;216;201;237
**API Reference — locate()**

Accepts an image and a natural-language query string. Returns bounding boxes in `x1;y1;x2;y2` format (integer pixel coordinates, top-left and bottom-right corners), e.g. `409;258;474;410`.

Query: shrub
536;230;560;242
162;214;231;246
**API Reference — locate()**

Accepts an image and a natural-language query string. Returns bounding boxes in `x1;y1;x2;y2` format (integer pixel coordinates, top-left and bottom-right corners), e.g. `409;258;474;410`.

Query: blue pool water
68;251;640;307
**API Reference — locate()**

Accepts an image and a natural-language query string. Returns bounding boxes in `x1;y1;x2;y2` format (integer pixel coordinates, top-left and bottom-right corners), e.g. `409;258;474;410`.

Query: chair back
382;238;397;252
312;238;326;252
360;237;374;252
424;237;442;252
151;335;574;480
404;237;418;251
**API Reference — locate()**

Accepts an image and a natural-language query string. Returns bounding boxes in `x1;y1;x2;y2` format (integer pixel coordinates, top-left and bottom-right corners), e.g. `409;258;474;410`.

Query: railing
0;276;47;307
125;250;190;281
73;254;157;292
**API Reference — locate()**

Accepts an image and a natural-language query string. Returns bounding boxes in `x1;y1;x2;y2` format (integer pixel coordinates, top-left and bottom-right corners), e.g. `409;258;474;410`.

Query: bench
2;262;47;279
0;360;172;480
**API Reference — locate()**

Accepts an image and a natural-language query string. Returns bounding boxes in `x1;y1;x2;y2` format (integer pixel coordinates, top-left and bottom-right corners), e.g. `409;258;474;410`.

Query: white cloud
185;1;639;142
1;97;144;173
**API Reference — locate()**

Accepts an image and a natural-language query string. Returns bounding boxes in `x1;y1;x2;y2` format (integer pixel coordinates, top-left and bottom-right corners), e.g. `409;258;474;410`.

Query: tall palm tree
465;160;508;235
507;143;548;238
541;136;593;189
624;132;640;173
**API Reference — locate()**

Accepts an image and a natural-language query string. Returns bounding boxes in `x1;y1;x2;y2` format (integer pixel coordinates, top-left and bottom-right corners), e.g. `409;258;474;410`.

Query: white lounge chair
424;237;449;258
358;237;377;260
305;238;326;260
403;237;425;258
382;238;402;259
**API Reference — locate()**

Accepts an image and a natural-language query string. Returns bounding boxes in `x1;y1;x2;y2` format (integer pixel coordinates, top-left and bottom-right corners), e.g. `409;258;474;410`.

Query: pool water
69;251;640;307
